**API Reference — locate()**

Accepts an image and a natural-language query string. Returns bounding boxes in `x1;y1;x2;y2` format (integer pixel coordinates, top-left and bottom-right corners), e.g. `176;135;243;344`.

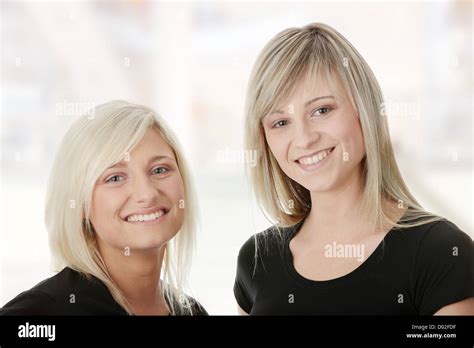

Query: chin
301;181;336;193
119;227;178;251
288;171;335;192
129;238;171;252
138;230;179;248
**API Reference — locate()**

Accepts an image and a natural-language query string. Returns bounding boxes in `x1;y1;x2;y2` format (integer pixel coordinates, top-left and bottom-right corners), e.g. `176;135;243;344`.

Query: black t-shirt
234;219;474;315
0;267;207;316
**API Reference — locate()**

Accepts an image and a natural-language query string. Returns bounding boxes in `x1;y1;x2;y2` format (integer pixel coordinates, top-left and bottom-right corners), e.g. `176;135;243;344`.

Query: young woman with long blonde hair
234;23;473;315
1;100;206;316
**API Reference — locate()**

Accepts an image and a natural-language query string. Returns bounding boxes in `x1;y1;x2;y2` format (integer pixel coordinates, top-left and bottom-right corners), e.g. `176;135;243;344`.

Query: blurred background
1;0;472;314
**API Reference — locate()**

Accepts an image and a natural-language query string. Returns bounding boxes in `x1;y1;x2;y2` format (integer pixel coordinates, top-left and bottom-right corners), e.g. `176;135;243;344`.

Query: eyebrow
107;155;174;169
267;95;335;117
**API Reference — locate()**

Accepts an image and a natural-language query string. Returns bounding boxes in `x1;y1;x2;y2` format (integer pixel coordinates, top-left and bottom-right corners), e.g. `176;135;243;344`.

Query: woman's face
262;74;366;193
90;129;185;252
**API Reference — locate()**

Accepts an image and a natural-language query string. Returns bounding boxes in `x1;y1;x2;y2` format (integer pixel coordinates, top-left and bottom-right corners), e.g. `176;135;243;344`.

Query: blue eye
312;107;332;117
272;120;288;128
151;166;169;175
106;175;125;183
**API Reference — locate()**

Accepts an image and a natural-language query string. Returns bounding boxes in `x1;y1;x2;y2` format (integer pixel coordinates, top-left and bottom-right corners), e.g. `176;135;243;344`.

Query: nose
293;118;320;149
130;174;159;205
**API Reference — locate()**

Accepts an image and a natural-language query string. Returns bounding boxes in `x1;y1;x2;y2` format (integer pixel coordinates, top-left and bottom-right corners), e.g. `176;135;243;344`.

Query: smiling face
89;128;185;252
262;73;366;193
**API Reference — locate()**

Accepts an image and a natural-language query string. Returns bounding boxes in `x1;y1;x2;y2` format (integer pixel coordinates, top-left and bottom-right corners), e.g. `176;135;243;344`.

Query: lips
295;146;336;165
122;207;170;222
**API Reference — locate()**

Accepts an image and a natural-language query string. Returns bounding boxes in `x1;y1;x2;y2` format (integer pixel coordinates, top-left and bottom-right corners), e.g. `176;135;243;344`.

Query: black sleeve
233;236;257;314
413;220;474;315
0;290;55;315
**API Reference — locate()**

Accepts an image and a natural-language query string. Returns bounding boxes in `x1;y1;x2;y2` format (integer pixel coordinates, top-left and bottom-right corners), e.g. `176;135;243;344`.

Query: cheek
165;174;185;203
91;188;124;221
337;116;366;160
90;188;126;242
164;175;186;223
166;176;188;234
265;132;290;166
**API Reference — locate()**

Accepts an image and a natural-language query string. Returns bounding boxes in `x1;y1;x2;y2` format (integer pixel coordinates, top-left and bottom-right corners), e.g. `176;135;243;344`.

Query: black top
0;267;207;316
234;218;474;315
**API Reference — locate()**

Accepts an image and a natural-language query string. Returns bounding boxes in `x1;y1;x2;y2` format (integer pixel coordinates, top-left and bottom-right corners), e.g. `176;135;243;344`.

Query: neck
304;164;368;241
98;242;167;313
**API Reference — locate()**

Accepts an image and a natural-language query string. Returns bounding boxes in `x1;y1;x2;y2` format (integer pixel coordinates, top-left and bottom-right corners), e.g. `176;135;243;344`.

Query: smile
295;146;336;170
123;209;169;223
296;147;335;164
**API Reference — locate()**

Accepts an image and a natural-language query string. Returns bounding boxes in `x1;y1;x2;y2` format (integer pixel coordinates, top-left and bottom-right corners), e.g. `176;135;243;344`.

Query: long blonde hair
245;23;442;233
45;100;198;315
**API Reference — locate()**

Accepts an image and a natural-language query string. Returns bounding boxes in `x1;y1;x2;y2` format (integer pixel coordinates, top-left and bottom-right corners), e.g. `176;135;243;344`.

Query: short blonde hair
45;100;198;315
245;23;442;232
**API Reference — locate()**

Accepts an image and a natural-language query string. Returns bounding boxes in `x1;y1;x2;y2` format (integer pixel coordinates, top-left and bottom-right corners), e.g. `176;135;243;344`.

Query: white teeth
298;148;333;165
126;209;166;222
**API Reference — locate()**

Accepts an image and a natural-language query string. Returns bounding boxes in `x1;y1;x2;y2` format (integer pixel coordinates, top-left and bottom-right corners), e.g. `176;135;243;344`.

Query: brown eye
272;120;288;128
151;166;169;175
106;175;125;183
312;107;332;117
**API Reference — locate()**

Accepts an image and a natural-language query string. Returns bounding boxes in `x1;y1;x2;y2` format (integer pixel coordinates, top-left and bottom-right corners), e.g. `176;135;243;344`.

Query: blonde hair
45;100;198;315
245;23;442;233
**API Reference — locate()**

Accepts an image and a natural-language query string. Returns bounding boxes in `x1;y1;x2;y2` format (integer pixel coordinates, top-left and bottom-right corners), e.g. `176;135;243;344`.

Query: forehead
102;128;178;172
116;129;176;167
132;128;173;154
269;70;343;115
